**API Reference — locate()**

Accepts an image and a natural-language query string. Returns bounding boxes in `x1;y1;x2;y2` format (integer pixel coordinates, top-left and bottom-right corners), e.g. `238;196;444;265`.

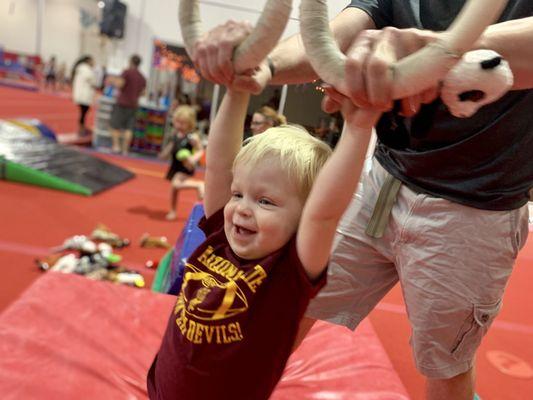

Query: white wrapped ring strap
299;0;509;99
179;0;293;74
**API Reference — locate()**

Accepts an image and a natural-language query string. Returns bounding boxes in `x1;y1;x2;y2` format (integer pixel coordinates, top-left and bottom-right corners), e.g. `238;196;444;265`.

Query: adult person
71;55;96;136
250;106;286;135
108;54;146;155
190;2;533;399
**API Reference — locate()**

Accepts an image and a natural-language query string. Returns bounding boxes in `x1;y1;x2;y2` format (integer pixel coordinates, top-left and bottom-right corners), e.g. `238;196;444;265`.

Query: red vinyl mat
0;272;408;399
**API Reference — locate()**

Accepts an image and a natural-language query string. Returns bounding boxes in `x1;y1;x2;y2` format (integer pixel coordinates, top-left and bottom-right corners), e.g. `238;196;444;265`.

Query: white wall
42;0;98;68
0;0;98;69
0;0;38;55
121;0;347;75
0;0;347;74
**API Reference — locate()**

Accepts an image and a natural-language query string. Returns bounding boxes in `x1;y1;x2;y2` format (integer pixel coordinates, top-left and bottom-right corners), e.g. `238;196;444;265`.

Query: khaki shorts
306;158;529;379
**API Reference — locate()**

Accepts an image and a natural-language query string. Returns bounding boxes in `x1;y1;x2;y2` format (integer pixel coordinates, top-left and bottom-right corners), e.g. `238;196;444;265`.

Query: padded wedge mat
0;121;133;195
0;272;408;399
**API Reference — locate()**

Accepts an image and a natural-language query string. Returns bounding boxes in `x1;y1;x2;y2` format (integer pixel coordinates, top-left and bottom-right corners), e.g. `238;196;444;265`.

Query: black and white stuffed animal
441;49;513;118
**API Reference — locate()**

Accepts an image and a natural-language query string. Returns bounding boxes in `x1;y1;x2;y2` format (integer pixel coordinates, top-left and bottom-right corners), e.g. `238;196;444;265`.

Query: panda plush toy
441;49;514;118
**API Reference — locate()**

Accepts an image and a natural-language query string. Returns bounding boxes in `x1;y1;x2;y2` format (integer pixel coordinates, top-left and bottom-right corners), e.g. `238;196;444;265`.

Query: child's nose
236;199;252;216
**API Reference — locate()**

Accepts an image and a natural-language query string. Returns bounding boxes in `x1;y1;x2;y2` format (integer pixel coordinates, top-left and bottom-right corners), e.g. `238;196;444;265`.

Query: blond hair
234;125;332;199
173;105;197;131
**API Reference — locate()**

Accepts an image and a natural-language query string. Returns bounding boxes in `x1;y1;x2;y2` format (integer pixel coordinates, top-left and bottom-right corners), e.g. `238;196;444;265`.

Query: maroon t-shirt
117;68;146;108
147;208;326;400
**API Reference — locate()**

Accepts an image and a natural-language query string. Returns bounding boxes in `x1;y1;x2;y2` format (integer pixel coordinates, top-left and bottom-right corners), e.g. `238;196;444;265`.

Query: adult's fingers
323;85;346;105
399;86;440;116
400;94;421;117
192;20;252;85
344;30;378;109
365;27;397;111
205;40;230;85
216;39;235;84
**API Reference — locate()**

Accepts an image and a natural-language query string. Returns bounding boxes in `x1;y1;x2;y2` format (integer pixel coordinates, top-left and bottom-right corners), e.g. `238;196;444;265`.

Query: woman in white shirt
72;55;96;136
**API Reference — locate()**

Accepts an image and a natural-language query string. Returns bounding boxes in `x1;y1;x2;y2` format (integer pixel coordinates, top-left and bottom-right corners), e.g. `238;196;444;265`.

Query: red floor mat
0;86;94;134
0;272;408;399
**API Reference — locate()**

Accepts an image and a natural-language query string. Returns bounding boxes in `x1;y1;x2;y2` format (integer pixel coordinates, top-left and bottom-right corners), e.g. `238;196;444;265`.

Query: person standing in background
108;54;146;155
43;56;57;91
72;55;96;136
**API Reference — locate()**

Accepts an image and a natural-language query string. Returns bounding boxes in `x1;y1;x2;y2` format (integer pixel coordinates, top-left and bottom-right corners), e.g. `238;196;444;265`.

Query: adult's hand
192;20;272;94
327;27;442;116
192;20;252;85
323;86;380;130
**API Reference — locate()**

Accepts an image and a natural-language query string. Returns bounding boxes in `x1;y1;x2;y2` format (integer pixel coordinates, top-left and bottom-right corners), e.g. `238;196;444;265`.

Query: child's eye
232;192;242;199
258;198;273;206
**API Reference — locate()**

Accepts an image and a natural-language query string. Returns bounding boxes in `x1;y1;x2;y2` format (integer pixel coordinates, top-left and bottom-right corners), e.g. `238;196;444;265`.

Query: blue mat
167;203;206;294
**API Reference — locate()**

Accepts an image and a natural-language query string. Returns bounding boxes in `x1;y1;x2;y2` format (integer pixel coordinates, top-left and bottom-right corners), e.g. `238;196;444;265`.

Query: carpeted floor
0;86;93;134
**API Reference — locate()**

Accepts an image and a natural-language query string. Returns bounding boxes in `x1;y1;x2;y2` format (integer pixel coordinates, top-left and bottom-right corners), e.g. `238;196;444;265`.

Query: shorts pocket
451;300;502;361
510;206;529;258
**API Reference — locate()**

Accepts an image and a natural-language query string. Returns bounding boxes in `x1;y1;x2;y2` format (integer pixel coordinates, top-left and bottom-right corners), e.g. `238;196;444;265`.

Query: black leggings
79;104;90;125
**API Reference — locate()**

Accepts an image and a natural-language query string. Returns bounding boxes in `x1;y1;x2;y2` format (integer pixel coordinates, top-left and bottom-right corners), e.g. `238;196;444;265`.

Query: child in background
147;81;380;399
159;105;205;221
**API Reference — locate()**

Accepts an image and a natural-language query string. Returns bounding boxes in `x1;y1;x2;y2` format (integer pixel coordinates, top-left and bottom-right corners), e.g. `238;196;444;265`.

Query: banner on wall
152;40;199;84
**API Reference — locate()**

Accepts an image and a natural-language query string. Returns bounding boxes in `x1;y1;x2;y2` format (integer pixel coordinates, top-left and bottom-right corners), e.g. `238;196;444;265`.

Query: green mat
1;157;91;195
151;249;174;293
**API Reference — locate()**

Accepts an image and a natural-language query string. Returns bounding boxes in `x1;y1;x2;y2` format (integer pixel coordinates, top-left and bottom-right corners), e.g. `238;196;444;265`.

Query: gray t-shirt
348;0;533;210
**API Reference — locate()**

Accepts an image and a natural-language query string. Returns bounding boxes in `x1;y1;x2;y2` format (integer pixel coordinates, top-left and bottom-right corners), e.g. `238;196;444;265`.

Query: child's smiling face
224;157;304;260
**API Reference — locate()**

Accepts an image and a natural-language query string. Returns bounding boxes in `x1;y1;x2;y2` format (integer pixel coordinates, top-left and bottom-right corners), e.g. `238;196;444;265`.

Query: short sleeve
346;0;393;29
198;207;225;237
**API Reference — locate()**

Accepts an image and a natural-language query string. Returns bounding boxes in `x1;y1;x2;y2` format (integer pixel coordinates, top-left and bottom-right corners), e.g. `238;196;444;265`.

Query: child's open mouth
234;224;256;236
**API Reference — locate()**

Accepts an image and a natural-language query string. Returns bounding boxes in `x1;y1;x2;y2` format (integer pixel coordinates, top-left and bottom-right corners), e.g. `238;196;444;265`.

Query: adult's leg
394;187;529;400
111;129;122;153
427;367;475;400
122;129;133;155
78;104;90;135
110;105;123;153
304;159;400;339
122;107;137;155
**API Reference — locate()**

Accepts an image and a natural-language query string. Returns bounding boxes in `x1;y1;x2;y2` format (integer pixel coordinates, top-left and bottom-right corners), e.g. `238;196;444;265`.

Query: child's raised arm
204;90;250;218
297;92;381;280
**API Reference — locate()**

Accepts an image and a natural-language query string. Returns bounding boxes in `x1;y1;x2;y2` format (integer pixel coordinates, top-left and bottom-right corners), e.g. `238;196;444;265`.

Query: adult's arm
268;7;375;85
325;15;533;115
477;16;533;90
191;7;374;91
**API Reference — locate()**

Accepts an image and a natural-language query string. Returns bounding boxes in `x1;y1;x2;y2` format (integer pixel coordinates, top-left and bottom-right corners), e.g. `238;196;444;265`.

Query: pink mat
0;272;408;399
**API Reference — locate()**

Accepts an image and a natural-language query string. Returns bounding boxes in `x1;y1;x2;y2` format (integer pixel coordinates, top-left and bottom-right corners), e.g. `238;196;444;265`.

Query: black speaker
100;0;127;39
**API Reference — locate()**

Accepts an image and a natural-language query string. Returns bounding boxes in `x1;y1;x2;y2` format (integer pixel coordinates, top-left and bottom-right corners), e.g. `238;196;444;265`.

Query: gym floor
0;86;532;399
